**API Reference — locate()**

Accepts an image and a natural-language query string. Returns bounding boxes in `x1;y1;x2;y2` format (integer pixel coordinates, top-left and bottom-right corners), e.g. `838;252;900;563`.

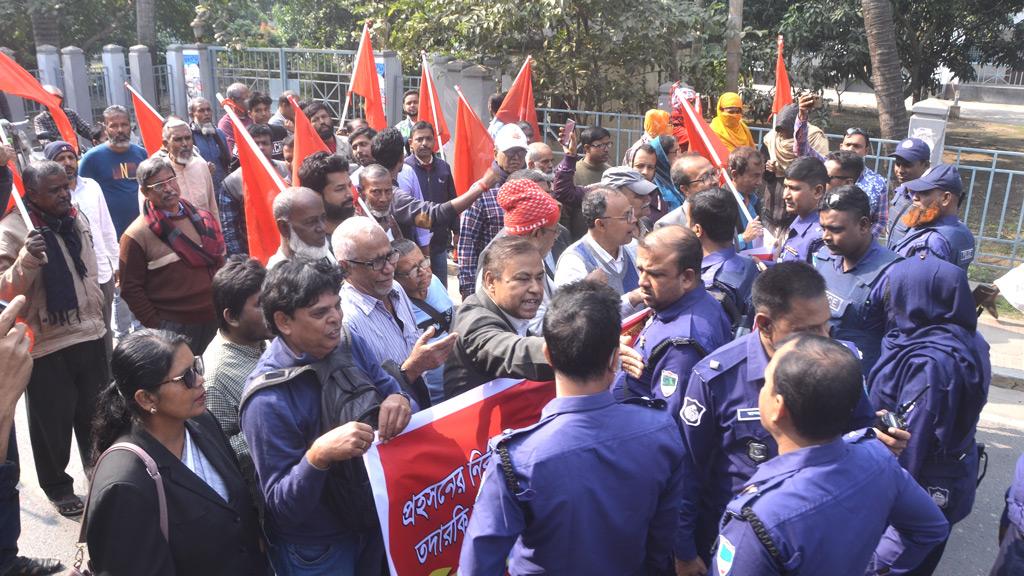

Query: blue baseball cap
904;163;963;196
890;138;931;163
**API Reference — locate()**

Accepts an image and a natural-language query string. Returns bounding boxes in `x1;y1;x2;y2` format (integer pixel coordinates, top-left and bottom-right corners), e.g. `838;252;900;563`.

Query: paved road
9;382;1024;573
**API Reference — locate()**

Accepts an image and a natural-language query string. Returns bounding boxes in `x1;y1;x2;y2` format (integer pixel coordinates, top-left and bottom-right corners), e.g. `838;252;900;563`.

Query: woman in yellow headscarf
710;92;755;151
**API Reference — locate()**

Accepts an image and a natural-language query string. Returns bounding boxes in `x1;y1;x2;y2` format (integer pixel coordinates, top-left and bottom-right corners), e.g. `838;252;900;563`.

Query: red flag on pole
349;22;387;131
772;35;793;118
218;93;287;265
288;95;330;187
418;54;450;151
0;51;77;151
125;83;165;156
451;86;494;197
495;56;539;140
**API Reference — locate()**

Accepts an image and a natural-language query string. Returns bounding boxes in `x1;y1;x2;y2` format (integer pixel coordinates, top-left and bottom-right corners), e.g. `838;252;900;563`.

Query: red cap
497;179;560;235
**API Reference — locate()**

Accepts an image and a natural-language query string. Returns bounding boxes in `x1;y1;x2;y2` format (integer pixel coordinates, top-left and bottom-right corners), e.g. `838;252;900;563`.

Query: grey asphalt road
8;383;1024;573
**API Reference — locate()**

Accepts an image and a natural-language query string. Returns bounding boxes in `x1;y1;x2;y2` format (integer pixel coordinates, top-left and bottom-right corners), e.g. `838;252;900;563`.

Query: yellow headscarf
710;92;754;151
644;109;671;138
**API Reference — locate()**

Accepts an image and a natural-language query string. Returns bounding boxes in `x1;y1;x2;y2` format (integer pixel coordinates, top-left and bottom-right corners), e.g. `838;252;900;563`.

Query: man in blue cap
709;333;948;576
887;163;975;272
886;137;931;244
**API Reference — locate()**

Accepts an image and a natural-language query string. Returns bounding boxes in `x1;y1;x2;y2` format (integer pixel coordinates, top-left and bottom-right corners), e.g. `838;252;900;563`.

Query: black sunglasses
845;127;869;139
162;356;205;389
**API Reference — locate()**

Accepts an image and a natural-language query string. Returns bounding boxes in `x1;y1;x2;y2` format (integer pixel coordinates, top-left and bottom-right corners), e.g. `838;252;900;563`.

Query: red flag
0;51;77;151
349;22;387;131
680;95;731;170
126;83;165;156
3;161;27;221
495;56;539;140
772;35;793;117
451;87;494;197
418;55;450;150
288;95;330;186
219;95;287;265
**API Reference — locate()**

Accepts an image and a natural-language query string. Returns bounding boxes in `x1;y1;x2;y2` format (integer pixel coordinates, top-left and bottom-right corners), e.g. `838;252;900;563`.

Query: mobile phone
560;119;576;147
0;299;8;314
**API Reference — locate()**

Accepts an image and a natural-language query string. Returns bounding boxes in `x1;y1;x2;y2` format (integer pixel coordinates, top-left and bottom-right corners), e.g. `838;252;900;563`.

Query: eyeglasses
395;258;431;279
588;141;611;150
601;208;636;223
147;175;178;193
162;356;204;389
845;127;869;139
684;168;719;187
347;248;400;272
828;174;856;184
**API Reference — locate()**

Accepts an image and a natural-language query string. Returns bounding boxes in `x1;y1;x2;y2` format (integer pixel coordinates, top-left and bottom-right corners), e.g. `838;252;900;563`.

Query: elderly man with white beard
154;117;219;220
189;97;231;191
266;187;337;269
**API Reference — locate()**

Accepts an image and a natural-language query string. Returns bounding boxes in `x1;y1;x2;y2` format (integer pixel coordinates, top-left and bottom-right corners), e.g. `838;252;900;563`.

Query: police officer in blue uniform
613;225;732;418
673;262;910;576
460;281;685;575
886;138;932;245
991;452;1024;575
868;254;990;575
687;187;760;331
776;157;827;263
709;334;948;576
813;184;901;373
887;163;975;272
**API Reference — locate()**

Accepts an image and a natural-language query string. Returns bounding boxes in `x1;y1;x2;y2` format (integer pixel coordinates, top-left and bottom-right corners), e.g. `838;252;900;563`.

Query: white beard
200;122;217;136
369;208;388;219
288;230;332;261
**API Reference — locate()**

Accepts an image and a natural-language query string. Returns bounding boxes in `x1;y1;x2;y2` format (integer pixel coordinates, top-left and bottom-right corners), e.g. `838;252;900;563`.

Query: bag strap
77;442;169;544
409;296;450;333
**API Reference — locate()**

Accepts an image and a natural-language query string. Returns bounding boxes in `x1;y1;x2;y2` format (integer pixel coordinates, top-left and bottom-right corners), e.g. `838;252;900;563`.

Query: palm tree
27;0;61;48
862;0;908;141
137;0;156;47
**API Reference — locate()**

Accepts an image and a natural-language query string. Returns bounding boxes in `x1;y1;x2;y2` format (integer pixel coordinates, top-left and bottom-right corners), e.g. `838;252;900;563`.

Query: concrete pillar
60;46;92;124
458;63;497;123
35;44;62;89
128;45;155;104
379;50;403;127
165;44;189;117
181;44;217;113
102;44;128;109
0;48;26;122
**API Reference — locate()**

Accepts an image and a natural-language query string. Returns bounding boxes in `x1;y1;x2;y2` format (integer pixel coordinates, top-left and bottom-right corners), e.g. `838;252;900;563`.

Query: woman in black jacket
84;329;266;575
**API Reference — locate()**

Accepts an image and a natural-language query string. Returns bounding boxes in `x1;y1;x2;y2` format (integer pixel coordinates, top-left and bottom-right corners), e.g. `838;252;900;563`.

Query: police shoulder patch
927;486;949;509
680;396;707;427
660;370;679;397
716;535;736;576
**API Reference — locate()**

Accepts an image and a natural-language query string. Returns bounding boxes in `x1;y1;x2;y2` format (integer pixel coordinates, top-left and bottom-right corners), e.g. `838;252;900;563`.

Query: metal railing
536;107;1023;275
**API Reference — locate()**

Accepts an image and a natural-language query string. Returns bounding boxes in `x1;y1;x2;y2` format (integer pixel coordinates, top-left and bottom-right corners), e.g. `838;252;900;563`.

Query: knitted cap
497;179;560;235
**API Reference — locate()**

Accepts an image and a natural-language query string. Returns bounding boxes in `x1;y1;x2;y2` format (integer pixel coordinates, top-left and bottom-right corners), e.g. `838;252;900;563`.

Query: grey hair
358;163;392;187
226;83;249;101
161;116;189;139
331;216;385;262
526;142;552;164
102;105;130;122
272;186;319;221
136;156;174;189
582;186;624;228
391;238;420;257
508;168;553;184
22;160;66;192
187;97;210;115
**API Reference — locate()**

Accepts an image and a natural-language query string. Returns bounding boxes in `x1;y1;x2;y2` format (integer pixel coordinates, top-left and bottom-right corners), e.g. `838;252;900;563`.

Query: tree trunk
862;0;908;140
27;1;61;48
725;0;743;92
136;0;156;47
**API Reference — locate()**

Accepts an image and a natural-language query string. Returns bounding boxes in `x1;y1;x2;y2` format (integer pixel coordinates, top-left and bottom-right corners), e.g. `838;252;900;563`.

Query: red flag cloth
495;57;540;140
680;95;731;170
4;161;24;216
220;99;287;264
0;51;77;151
418;59;450;150
451;89;494;196
288;95;330;186
126;83;165;156
772;35;793;117
350;23;387;131
621;307;653;347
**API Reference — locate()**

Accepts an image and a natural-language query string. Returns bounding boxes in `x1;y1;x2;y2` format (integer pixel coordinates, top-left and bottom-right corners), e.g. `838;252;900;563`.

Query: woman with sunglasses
84;330;267;575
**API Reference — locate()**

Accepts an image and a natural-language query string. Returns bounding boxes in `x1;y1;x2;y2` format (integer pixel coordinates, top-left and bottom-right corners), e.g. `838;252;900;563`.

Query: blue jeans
267;535;359;576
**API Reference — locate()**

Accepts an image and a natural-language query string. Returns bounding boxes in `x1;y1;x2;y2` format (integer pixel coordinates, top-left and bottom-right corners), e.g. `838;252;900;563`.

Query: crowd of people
0;76;1019;576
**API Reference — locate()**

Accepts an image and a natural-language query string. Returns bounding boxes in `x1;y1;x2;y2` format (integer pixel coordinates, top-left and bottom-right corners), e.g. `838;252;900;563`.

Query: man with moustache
189;97;231;191
298;152;357;235
399;121;457;286
156;117;218;220
267;186;336;269
303;101;351;158
218;124;291;255
217;83;252;154
888;164;975;272
886;138;932;244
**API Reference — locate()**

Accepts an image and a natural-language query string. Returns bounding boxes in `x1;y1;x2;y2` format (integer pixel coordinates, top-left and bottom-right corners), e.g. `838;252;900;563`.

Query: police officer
887;164;975;272
674;262;909;575
991;452;1024;575
868;255;990;575
710;334;948;575
813;184;901;372
613;225;732;417
776;157;827;263
886;138;932;245
687;187;760;331
460;281;684;575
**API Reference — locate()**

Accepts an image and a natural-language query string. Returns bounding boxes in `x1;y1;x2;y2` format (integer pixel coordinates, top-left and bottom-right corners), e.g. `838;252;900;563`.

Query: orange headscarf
644;109;671;138
710;92;754;151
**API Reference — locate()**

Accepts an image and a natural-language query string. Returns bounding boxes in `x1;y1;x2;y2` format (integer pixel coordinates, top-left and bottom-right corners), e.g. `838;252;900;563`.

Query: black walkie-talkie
875;385;930;431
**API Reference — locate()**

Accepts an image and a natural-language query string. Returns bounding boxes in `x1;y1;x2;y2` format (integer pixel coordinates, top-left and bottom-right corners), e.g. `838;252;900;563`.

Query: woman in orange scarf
710;92;754;151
